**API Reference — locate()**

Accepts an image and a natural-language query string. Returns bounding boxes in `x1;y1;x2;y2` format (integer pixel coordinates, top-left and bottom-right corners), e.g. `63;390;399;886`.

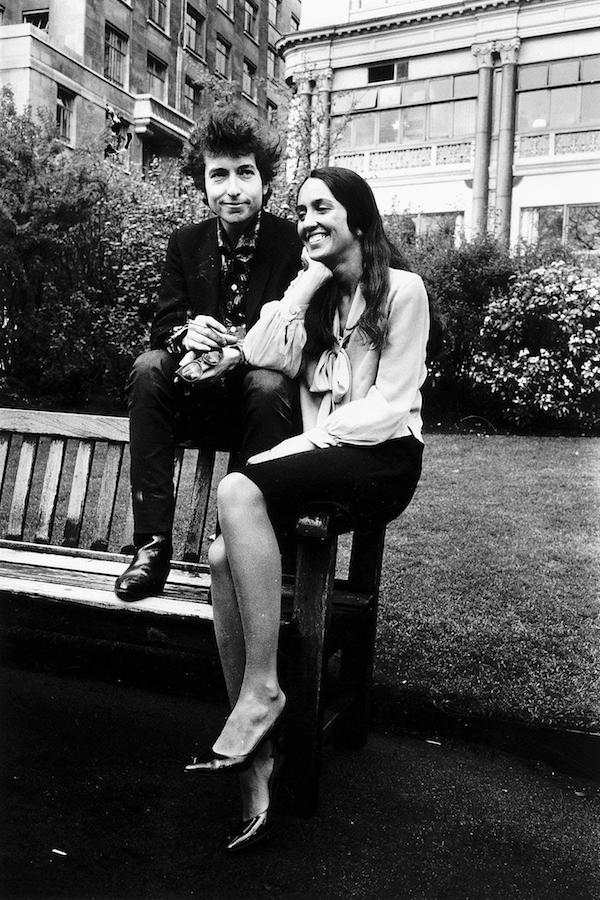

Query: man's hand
247;434;315;465
182;315;240;354
195;345;243;381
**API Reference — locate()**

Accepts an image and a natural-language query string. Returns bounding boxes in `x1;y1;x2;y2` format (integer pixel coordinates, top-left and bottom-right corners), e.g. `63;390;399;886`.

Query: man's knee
128;349;176;397
242;368;292;403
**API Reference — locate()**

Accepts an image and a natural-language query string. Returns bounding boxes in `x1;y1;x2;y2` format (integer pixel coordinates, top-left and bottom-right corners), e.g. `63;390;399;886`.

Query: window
337;99;476;149
268;0;280;26
567;205;600;250
368;62;395;84
216;0;233;15
215;36;231;78
56;86;74;142
517;56;600;132
520;204;600;250
244;1;258;39
290;14;299;31
184;77;202;119
267;47;277;80
148;0;167;30
104;24;128;87
147;53;167;100
23;9;49;29
0;6;4;25
267;100;277;125
185;5;204;56
243;59;257;100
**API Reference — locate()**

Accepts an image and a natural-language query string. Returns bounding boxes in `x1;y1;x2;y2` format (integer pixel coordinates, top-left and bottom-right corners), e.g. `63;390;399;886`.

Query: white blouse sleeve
242;268;330;378
307;274;429;446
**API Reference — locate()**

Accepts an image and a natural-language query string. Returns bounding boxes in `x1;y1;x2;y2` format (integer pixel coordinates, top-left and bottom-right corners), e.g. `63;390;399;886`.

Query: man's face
203;153;267;236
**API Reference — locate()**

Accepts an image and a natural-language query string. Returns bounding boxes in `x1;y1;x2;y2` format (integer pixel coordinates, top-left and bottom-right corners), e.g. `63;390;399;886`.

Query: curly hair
181;103;281;196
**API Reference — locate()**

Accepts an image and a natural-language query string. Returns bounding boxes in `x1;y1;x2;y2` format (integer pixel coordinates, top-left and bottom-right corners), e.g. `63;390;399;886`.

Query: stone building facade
0;0;301;167
280;0;600;248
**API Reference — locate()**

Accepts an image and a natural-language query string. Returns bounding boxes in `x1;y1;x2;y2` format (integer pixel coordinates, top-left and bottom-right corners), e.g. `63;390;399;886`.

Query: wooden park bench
0;408;387;816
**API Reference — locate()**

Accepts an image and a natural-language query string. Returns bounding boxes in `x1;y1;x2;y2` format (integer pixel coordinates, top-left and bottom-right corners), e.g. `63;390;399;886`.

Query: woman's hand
247;434;316;465
301;247;333;286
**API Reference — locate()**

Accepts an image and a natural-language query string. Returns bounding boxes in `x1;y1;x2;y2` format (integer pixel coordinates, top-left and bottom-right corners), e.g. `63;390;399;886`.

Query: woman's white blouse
242;267;429;447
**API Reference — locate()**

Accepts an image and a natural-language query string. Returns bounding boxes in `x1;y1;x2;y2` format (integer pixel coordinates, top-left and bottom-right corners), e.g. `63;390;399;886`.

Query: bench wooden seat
0;408;386;816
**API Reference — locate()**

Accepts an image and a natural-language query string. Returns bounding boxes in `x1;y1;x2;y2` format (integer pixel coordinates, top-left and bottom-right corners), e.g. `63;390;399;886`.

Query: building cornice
277;0;549;54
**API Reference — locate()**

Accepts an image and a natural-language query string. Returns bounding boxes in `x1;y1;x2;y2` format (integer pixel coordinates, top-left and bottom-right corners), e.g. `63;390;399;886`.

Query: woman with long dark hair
185;167;429;851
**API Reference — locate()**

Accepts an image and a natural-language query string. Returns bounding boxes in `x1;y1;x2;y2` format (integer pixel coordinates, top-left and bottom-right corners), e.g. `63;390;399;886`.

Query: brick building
281;0;600;249
0;0;301;167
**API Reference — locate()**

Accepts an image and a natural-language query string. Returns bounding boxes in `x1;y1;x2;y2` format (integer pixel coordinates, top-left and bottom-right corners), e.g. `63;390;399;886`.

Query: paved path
1;662;598;898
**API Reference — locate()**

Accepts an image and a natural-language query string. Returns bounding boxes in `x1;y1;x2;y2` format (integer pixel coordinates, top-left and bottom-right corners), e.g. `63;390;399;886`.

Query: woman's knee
217;472;264;519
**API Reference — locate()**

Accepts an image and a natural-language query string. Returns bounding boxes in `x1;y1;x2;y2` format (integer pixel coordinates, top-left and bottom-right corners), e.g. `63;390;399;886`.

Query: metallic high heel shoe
225;745;283;853
185;701;285;775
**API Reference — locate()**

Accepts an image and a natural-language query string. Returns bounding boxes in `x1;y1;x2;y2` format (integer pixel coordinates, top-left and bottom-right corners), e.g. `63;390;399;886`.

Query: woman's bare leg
211;472;285;759
209;534;274;818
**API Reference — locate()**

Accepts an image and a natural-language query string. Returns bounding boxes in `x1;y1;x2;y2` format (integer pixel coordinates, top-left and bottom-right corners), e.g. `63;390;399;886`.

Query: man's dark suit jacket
150;210;303;350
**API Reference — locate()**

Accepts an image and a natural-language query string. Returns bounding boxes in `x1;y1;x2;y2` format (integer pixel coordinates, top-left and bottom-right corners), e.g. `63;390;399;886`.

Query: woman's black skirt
242;434;423;535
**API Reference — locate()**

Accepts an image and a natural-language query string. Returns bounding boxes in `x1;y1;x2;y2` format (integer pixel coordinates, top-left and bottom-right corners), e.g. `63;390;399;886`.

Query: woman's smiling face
296;178;360;266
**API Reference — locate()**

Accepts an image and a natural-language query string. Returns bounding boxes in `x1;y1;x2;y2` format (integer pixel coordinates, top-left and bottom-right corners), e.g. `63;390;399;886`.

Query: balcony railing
331;139;474;174
516;128;600;160
133;95;193;140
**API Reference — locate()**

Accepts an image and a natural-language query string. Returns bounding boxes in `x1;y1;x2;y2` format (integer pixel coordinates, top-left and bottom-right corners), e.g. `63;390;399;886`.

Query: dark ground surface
1;656;599;900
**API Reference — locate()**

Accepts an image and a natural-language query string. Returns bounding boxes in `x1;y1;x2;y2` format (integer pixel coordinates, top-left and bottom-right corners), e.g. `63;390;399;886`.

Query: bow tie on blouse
310;340;352;405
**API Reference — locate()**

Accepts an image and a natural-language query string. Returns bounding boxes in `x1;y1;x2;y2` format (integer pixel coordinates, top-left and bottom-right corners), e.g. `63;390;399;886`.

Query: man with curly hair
116;104;302;601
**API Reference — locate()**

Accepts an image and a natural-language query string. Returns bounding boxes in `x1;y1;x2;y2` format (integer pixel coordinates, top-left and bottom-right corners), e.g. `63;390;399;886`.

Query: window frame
268;0;280;27
242;58;257;101
147;52;168;101
516;55;600;134
104;22;129;88
184;4;205;57
290;14;299;32
216;0;233;16
147;0;168;32
244;0;258;40
215;34;232;79
183;76;202;119
56;85;74;143
520;203;600;250
267;46;278;81
22;8;49;30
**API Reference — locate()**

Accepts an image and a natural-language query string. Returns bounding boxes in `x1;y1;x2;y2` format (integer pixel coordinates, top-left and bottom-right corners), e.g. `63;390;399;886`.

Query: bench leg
335;528;385;749
284;517;337;818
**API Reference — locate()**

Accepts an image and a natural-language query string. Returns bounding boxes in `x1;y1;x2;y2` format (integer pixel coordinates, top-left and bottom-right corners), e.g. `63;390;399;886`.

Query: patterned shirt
165;211;261;354
217;209;262;328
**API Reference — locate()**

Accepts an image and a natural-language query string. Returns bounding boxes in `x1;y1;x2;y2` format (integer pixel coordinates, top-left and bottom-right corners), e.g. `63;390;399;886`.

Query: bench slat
6;437;38;540
92;442;124;551
0;434;10;497
0;409;129;441
183;450;215;562
0;545;211;587
63;440;94;547
34;439;66;544
0;573;213;619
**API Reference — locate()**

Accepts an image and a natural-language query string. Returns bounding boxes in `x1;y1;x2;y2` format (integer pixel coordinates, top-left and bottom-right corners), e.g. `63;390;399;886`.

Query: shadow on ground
1;651;599;899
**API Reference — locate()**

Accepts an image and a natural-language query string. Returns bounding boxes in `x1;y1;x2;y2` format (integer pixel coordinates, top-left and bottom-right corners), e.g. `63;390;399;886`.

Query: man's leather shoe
114;534;172;601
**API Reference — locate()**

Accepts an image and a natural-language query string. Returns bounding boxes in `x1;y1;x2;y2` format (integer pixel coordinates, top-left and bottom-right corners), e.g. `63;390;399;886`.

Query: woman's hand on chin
247;434;316;465
301;248;333;284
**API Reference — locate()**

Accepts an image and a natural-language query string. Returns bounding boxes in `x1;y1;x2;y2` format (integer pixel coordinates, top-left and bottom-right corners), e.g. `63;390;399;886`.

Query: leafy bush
0;88;206;410
469;261;600;431
382;222;516;423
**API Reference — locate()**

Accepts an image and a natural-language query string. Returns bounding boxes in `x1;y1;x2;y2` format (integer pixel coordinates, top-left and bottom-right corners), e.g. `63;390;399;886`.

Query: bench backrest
0;409;226;562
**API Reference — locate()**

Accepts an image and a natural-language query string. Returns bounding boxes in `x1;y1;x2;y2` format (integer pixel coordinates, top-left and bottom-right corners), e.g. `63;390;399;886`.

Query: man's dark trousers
128;349;297;535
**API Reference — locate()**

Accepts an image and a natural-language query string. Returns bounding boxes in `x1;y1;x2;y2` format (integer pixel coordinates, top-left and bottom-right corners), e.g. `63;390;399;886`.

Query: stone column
495;38;521;246
313;68;333;166
289;73;313;181
471;42;495;237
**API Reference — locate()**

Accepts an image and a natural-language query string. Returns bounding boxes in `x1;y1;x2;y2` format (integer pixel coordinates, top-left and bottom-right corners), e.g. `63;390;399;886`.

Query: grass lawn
373;434;599;733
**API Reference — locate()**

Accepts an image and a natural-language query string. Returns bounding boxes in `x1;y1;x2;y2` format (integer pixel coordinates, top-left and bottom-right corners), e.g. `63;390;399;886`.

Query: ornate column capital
315;68;333;93
471;41;495;68
292;71;313;95
497;37;521;65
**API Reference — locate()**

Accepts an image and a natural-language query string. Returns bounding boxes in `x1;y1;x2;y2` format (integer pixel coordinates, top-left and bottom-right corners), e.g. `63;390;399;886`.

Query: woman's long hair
301;167;410;356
